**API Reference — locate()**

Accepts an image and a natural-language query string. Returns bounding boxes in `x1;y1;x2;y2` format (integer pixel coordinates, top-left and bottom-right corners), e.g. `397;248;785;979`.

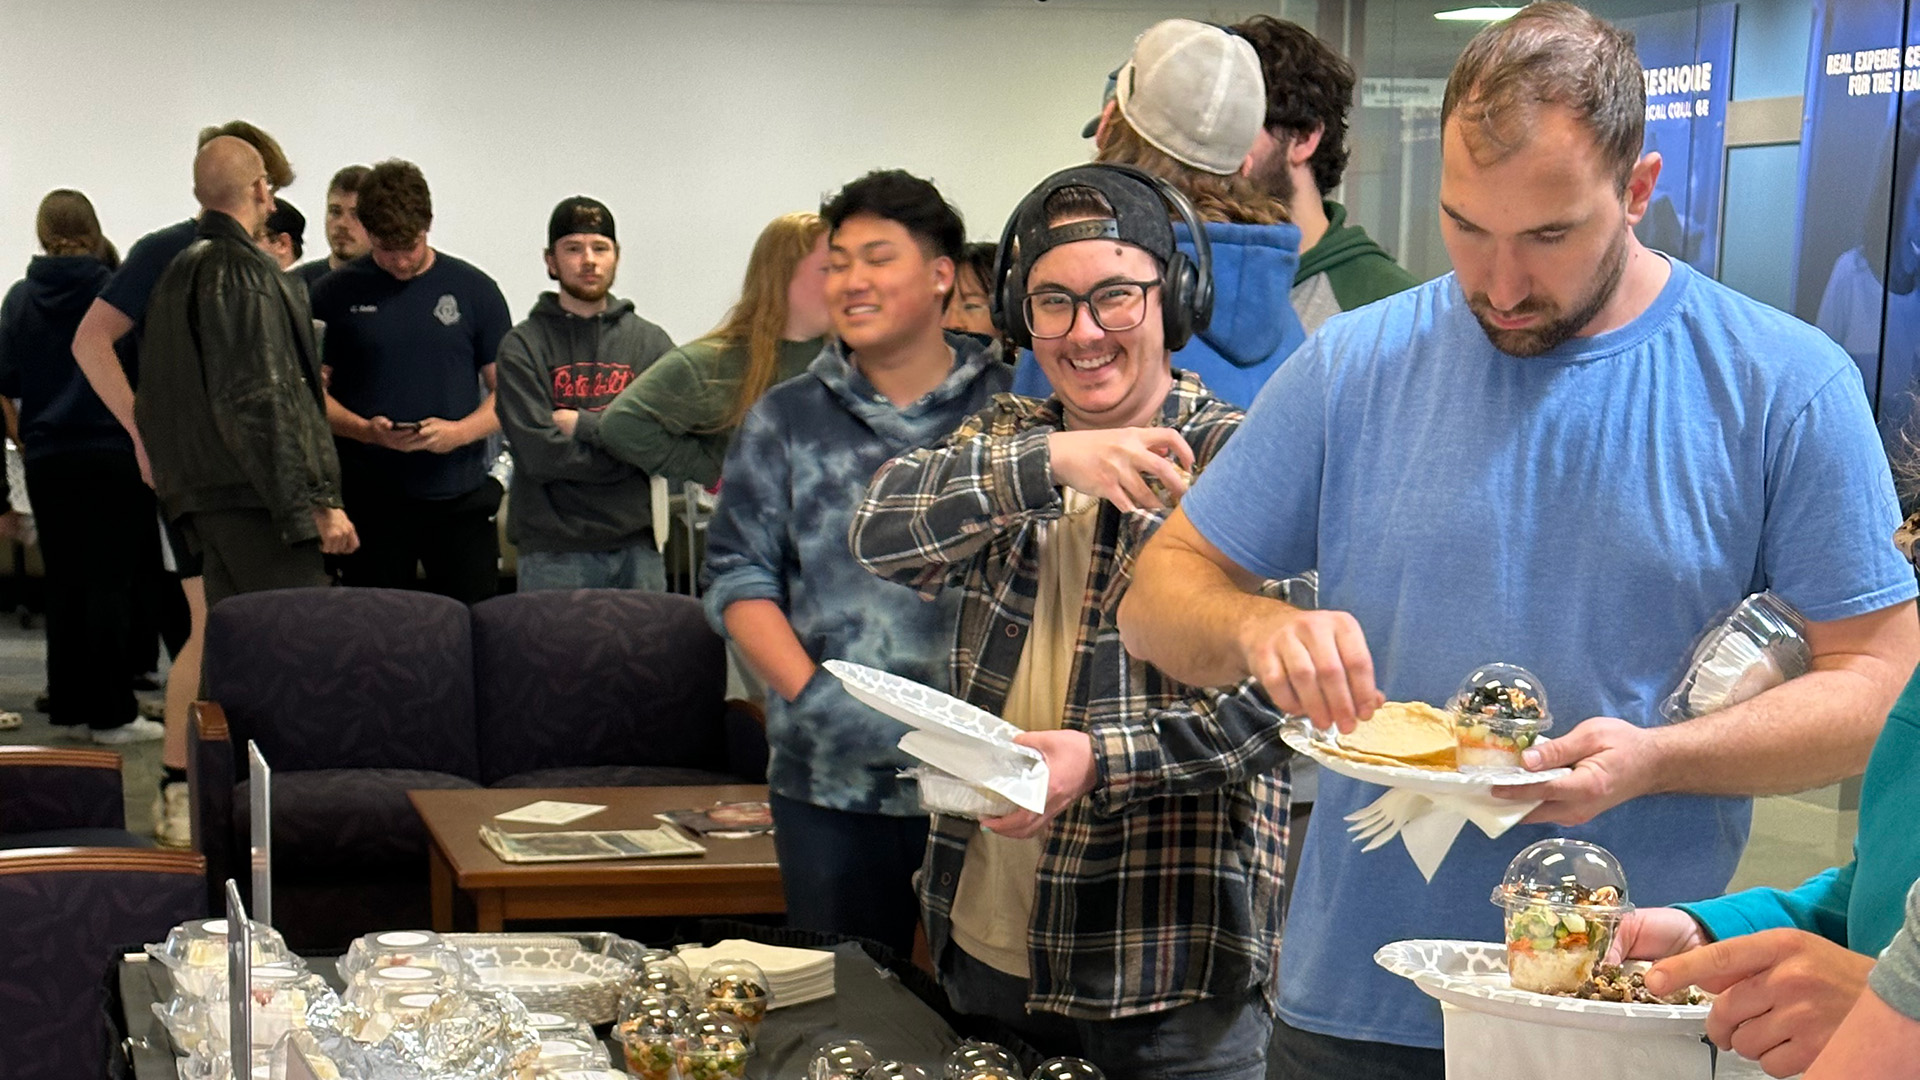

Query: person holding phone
311;159;511;603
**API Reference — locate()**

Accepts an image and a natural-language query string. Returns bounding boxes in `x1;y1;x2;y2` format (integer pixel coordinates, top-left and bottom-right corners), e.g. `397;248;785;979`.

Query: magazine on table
656;800;775;837
478;824;706;863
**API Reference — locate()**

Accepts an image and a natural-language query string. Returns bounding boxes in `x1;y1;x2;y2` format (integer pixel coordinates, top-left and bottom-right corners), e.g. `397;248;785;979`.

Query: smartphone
390;421;422;433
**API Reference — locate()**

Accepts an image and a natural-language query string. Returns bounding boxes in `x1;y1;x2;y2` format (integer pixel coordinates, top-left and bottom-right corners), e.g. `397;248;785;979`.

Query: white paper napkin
1354;790;1538;882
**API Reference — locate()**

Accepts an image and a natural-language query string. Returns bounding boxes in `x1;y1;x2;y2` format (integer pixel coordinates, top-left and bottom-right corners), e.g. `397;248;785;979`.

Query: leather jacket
136;211;342;543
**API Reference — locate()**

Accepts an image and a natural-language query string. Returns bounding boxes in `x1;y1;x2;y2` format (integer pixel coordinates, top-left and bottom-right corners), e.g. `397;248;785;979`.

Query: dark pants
942;946;1271;1080
180;508;329;610
767;792;928;959
25;451;155;730
1266;1017;1445;1080
341;479;500;604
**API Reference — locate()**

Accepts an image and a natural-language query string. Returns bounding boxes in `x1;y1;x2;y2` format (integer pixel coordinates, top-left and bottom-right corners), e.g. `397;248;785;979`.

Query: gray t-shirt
1870;877;1920;1020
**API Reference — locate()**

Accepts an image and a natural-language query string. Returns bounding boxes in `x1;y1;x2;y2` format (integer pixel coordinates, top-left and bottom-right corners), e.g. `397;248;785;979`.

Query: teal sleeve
1679;860;1857;947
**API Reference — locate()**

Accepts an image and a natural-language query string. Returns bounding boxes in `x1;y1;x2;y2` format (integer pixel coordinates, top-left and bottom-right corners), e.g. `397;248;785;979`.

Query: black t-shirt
97;218;196;385
291;259;332;290
310;252;511;500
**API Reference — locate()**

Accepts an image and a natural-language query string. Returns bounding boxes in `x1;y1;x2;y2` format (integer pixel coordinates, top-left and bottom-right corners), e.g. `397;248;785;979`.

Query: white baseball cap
1114;19;1266;176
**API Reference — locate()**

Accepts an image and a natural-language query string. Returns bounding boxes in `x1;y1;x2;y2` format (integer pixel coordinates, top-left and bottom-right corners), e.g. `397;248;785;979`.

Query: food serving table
116;938;972;1079
409;785;785;932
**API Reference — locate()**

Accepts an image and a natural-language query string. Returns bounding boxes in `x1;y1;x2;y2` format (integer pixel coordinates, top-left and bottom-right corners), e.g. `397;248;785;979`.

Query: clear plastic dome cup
1029;1059;1107;1080
810;1039;880;1080
945;1041;1020;1080
1492;838;1633;994
615;992;691;1080
699;958;772;1040
1449;662;1552;770
674;1009;753;1080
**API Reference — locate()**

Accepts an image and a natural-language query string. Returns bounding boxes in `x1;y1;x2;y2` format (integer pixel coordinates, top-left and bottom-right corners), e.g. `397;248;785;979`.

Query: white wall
0;0;1268;341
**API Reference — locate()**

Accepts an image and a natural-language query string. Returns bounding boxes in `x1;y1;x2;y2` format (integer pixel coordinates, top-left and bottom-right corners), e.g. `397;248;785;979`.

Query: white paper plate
1375;939;1710;1035
1281;726;1569;796
826;660;1047;812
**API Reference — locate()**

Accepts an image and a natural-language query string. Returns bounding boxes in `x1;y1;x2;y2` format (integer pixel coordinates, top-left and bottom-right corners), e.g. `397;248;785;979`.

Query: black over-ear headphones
989;163;1214;352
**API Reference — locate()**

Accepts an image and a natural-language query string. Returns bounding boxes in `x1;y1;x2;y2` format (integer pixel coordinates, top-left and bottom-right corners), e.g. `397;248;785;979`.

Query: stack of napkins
678;939;837;1009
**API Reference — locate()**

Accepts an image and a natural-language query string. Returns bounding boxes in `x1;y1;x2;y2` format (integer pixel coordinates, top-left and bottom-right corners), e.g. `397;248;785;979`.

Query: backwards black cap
993;163;1212;351
547;195;616;247
1009;165;1177;293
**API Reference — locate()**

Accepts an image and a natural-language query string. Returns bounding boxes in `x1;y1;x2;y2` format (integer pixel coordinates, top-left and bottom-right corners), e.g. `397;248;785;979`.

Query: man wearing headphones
849;165;1292;1079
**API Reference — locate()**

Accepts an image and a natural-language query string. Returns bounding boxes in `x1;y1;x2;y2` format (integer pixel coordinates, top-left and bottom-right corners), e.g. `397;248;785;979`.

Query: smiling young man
848;166;1292;1080
311;159;512;603
495;197;673;590
701;170;1009;958
1116;4;1919;1077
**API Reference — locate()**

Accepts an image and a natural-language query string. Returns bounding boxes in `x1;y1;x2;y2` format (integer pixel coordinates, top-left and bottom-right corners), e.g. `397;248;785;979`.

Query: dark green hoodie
1291;200;1421;333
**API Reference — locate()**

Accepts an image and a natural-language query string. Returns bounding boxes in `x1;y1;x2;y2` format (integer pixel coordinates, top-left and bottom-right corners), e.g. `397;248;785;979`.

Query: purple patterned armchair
0;746;207;1078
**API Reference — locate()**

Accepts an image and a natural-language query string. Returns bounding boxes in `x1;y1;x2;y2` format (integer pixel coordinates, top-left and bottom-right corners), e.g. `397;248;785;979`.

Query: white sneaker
93;717;166;745
154;781;191;848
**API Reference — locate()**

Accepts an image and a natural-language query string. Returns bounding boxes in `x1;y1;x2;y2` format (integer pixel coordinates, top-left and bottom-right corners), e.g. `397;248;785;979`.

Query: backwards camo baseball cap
547;195;616;246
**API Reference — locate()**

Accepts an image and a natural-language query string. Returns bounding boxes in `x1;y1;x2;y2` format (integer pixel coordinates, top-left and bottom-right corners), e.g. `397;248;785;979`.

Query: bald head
193;135;271;229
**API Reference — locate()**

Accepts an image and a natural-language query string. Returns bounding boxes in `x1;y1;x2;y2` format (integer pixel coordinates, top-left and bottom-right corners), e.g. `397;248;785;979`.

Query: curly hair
1230;16;1355;195
1442;2;1645;190
354;159;434;246
1097;113;1290;226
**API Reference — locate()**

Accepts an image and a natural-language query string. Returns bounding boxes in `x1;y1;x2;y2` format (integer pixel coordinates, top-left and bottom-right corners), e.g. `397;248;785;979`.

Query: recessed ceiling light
1433;6;1524;21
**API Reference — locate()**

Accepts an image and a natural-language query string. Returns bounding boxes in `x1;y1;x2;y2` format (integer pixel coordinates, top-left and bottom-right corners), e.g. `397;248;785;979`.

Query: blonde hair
1097;113;1291;226
707;212;829;431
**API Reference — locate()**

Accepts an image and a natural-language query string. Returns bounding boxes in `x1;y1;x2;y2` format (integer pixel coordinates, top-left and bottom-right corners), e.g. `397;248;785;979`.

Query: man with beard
293;165;370;289
1230;15;1418;332
1117;5;1919;1077
312;159;511;603
496;197;673;590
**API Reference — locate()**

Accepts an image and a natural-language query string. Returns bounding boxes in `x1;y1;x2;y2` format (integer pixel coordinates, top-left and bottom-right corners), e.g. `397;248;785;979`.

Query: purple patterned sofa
190;587;767;951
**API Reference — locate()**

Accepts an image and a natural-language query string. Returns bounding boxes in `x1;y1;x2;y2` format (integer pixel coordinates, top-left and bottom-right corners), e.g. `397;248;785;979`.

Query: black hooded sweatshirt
0;254;132;461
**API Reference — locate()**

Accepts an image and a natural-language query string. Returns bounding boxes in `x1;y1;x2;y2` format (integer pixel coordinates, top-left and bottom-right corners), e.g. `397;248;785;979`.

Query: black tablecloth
116;928;1018;1079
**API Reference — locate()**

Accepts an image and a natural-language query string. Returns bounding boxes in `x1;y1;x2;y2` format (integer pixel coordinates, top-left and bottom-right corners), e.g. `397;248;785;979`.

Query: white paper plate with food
1281;702;1568;796
826;659;1047;813
1374;939;1710;1035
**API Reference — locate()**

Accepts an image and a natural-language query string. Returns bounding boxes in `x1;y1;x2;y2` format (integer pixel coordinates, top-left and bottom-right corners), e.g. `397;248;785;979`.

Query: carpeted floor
0;614;167;835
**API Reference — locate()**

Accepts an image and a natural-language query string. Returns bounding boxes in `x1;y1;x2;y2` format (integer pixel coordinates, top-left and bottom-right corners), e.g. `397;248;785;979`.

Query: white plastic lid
374;965;437;983
374;931;434;947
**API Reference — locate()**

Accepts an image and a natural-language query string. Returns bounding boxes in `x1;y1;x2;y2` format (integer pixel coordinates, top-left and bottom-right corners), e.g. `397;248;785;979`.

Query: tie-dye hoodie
702;333;1010;815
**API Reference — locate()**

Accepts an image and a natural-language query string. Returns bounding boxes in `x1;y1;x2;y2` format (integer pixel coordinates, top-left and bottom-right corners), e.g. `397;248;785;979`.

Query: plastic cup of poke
1493;838;1633;995
1449;662;1552;770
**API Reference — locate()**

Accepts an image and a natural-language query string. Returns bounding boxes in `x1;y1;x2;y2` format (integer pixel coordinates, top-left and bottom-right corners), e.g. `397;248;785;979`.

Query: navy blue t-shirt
97;218;196;385
291;259;331;290
310;252;511;500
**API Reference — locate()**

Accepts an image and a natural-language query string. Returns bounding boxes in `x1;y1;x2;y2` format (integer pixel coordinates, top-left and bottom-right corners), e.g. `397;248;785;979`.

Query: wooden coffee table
409;784;784;932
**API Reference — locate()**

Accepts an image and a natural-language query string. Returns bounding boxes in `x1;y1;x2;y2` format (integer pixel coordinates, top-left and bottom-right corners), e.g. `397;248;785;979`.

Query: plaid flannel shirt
849;370;1293;1020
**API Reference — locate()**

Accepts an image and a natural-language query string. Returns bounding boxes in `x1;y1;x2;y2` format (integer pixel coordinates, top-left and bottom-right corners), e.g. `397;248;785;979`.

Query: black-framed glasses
1022;279;1161;339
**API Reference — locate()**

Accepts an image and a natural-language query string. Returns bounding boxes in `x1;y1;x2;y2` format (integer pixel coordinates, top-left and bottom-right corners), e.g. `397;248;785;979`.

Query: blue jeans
941;944;1271;1080
768;793;928;960
1265;1017;1444;1080
516;544;666;591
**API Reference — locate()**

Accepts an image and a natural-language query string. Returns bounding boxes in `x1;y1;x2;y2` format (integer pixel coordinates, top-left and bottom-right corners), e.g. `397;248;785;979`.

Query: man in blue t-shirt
1116;6;1920;1078
311;159;511;604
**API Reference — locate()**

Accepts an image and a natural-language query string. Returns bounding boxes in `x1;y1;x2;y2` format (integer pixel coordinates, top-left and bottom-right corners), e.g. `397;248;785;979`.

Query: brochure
478;824;706;863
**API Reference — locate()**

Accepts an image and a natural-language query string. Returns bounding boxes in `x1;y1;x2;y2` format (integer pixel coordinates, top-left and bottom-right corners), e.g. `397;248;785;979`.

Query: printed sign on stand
248;740;271;929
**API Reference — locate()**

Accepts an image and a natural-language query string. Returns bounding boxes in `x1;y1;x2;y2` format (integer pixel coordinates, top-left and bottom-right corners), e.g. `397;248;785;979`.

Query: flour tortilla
1326;701;1457;769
